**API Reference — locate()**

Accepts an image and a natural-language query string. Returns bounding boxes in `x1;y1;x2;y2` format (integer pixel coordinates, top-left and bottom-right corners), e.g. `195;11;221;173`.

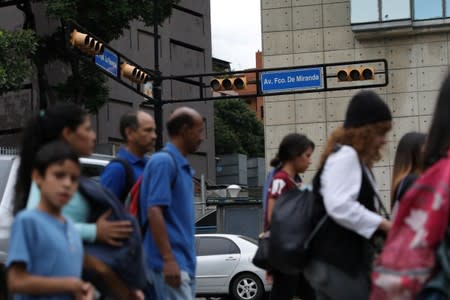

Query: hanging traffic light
337;67;375;82
210;76;247;91
120;62;149;83
69;29;104;55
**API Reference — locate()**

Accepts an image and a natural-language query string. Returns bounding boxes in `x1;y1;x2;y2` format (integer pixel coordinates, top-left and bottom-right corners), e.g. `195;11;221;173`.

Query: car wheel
230;273;264;300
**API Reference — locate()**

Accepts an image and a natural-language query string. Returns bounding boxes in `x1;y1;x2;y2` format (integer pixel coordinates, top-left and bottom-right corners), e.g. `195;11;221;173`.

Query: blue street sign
95;48;118;77
260;67;323;94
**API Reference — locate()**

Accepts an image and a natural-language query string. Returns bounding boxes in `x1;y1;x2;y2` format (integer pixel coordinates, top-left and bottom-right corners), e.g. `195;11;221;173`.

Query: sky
210;0;262;71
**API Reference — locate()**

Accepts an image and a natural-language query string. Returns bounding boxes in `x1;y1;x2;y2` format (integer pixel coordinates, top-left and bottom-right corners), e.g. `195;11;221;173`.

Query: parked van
0;154;111;263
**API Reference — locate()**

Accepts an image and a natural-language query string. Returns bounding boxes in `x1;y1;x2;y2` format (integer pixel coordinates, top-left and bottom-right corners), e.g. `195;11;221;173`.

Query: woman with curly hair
304;90;392;300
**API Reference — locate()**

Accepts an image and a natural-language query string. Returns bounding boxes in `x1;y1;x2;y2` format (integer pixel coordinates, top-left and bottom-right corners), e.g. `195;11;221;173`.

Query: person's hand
69;279;93;300
78;282;94;300
265;272;273;284
96;209;133;247
378;219;392;233
130;289;145;300
163;258;181;288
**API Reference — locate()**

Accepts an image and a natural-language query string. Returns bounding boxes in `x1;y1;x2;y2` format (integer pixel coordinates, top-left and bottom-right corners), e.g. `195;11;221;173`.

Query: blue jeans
147;269;195;300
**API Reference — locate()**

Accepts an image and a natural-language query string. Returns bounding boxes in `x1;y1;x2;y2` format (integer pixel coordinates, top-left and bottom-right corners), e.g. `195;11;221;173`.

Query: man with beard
101;110;157;203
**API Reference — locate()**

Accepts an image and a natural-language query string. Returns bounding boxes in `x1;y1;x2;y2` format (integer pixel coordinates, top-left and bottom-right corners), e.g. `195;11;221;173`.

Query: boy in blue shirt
6;141;93;300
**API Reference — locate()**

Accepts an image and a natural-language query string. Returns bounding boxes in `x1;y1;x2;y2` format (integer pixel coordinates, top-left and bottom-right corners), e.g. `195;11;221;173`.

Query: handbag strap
362;166;390;220
304;214;328;248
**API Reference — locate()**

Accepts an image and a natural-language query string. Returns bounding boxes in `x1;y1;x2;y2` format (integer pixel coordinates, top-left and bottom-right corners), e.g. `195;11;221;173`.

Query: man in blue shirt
101;110;157;202
140;107;204;300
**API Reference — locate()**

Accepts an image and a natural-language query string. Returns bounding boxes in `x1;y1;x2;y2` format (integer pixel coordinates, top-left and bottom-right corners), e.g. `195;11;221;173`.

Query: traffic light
337;67;374;82
69;29;104;55
210;76;247;91
120;62;149;83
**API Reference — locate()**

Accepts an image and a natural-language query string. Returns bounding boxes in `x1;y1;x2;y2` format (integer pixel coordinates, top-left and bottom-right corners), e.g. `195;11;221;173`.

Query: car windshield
0;159;13;204
239;235;257;245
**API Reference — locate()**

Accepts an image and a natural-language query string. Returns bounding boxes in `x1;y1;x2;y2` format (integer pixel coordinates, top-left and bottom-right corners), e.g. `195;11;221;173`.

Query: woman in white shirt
304;90;392;300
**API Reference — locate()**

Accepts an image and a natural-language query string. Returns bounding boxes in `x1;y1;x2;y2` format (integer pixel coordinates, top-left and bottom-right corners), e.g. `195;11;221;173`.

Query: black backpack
267;147;344;274
78;177;147;290
268;184;327;274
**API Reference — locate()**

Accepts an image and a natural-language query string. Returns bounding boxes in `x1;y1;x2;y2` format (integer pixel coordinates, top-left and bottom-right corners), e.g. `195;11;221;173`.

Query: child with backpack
371;74;450;300
14;104;144;300
6;141;93;300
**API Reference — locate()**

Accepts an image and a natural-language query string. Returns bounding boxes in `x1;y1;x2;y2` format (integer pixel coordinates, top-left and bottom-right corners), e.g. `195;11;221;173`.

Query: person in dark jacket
304;90;392;300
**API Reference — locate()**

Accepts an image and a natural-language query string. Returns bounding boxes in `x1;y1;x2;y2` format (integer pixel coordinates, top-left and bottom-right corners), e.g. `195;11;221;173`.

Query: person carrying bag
254;133;316;300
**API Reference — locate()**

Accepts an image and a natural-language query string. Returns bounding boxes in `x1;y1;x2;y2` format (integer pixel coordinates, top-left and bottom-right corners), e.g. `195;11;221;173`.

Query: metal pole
201;174;206;216
152;0;164;150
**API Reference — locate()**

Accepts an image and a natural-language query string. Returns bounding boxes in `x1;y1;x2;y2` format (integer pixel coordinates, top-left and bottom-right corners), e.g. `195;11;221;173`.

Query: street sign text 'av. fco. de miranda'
260;67;323;94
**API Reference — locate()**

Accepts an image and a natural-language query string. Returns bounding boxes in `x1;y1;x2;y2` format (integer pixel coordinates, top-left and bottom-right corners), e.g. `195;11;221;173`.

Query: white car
0;155;111;264
196;234;271;300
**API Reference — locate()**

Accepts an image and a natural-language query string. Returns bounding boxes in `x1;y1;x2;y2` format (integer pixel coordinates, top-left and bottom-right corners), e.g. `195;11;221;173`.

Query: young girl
7;141;93;300
266;133;315;300
305;90;392;300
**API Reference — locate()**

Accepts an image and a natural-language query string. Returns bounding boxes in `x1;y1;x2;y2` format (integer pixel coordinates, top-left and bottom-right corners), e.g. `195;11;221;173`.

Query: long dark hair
391;132;426;202
423;74;450;170
270;133;315;167
14;103;88;215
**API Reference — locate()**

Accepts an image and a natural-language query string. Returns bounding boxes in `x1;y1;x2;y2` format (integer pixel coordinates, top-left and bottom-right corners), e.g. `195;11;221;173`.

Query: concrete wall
261;0;448;209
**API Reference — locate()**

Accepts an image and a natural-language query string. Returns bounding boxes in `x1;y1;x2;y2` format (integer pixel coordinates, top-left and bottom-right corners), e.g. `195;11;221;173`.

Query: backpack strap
138;149;178;236
109;158;135;204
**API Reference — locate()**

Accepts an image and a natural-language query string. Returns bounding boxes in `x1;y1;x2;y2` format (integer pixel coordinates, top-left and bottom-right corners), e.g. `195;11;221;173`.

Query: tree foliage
11;0;179;111
0;29;38;92
215;99;265;157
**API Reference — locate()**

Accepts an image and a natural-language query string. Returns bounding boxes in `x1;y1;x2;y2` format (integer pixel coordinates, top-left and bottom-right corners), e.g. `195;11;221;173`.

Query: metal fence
0;147;19;155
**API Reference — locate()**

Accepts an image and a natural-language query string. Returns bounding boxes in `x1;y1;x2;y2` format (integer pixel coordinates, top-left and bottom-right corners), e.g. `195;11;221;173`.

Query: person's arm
267;197;276;225
100;162;126;200
266;176;288;226
63;189;132;246
320;146;389;238
148;206;181;287
8;263;91;297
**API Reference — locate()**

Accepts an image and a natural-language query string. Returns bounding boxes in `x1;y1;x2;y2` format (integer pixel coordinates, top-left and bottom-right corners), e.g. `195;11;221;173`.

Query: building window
382;0;410;21
351;0;449;24
414;0;442;20
351;0;379;23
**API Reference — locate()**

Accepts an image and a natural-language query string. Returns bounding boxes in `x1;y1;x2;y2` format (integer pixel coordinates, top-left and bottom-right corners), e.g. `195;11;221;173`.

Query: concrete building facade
0;0;216;182
261;0;450;209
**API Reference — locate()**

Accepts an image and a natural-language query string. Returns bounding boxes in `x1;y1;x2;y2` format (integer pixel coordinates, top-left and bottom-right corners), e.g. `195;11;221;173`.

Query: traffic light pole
65;16;389;151
152;0;164;150
160;58;389;103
